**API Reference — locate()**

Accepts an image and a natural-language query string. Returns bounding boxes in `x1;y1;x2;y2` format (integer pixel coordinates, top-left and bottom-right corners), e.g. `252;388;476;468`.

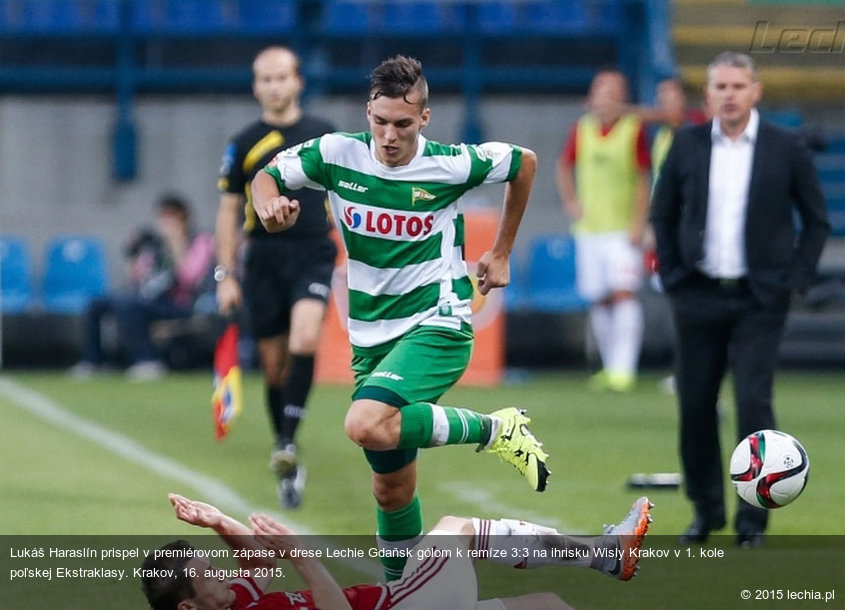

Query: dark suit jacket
650;119;830;307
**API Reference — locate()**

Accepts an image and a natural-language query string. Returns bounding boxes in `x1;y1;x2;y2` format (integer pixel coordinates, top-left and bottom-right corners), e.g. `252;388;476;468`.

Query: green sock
398;402;493;448
377;496;423;581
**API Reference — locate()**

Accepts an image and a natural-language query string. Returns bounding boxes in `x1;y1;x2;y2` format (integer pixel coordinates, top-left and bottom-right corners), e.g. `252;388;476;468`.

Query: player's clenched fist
251;170;301;233
476;250;510;295
256;196;300;233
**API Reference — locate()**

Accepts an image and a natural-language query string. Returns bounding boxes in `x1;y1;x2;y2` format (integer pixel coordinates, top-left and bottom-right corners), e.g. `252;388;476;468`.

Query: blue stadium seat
827;197;845;237
520;1;588;34
91;0;119;30
129;0;154;32
0;0;118;33
526;234;588;312
41;236;109;314
166;0;224;32
504;253;530;311
815;134;845;236
477;2;517;34
381;1;449;33
322;0;459;35
322;0;372;34
0;235;33;314
591;0;622;31
132;0;224;33
479;0;612;35
762;109;803;130
817;166;845;185
0;0;76;32
233;0;296;33
825;137;845;156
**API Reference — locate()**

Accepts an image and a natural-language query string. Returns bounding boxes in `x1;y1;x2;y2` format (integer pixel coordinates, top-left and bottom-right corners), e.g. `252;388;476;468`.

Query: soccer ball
729;429;810;509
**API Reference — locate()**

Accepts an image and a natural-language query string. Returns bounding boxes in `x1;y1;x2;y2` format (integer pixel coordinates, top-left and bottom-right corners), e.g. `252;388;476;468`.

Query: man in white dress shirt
650;52;829;548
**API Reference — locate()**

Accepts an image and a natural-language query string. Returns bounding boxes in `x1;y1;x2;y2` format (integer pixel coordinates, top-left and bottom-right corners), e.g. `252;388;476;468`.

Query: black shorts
243;237;337;339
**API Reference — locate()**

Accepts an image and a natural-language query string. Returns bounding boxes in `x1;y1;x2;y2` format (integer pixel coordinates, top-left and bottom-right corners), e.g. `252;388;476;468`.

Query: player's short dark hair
658;75;686;94
140;540;197;610
157;193;190;221
369;55;428;110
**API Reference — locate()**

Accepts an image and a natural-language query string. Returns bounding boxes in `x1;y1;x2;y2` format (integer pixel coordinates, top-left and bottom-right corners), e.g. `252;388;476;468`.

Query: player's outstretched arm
251;171;301;233
168;494;276;584
170;493;239;531
251;513;353;610
477;147;537;295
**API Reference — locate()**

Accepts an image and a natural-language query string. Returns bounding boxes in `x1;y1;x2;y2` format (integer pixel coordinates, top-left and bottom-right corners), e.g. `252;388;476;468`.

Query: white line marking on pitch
0;376;382;578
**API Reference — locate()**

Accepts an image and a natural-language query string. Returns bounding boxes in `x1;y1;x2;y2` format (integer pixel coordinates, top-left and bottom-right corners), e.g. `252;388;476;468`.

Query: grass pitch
1;369;842;608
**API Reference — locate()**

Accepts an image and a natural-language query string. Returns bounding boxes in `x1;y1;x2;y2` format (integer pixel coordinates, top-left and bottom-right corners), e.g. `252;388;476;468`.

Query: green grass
1;369;843;609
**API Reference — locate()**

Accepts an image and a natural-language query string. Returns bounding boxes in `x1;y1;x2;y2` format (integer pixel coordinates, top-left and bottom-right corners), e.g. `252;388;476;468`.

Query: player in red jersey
140;494;652;610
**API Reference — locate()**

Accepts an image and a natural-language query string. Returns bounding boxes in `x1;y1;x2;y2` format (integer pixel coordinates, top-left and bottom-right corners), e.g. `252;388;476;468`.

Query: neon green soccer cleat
479;407;550;492
269;442;298;478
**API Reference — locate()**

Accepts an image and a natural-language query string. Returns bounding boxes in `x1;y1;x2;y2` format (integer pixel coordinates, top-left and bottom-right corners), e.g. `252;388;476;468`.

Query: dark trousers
83;294;192;365
82;297;114;365
669;274;789;534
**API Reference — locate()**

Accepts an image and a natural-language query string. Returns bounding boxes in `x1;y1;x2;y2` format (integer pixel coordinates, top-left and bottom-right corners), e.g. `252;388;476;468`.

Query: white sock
608;298;643;376
471;518;593;568
588;304;613;370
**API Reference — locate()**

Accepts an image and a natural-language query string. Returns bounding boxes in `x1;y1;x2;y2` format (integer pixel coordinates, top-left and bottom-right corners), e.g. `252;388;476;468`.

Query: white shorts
575;231;643;302
387;532;478;610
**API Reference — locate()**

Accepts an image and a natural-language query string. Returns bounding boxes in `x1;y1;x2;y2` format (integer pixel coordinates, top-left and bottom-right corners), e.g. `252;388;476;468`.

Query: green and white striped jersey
264;132;523;351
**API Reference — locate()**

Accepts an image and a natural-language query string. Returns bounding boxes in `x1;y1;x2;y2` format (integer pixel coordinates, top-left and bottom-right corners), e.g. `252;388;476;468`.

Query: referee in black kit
215;46;337;510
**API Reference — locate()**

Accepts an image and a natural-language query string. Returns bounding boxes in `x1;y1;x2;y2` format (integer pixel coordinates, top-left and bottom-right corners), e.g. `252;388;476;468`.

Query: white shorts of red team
385;532;505;610
574;231;643;302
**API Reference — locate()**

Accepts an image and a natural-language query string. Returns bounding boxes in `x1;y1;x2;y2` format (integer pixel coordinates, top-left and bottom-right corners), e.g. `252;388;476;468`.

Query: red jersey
231;577;389;610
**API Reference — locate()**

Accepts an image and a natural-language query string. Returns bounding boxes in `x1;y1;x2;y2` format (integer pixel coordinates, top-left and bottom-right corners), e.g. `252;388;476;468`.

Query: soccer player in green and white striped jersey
252;55;549;581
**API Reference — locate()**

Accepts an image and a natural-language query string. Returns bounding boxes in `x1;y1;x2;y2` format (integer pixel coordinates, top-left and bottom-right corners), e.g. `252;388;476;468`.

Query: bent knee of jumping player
345;399;402;450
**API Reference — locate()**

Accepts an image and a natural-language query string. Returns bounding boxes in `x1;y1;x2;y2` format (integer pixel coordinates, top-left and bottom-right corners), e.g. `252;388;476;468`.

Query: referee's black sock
266;385;287;444
278;354;315;443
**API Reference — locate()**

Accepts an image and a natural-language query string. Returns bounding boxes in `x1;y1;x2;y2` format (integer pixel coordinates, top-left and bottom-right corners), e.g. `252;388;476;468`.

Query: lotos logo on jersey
343;206;434;238
344;206;363;229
